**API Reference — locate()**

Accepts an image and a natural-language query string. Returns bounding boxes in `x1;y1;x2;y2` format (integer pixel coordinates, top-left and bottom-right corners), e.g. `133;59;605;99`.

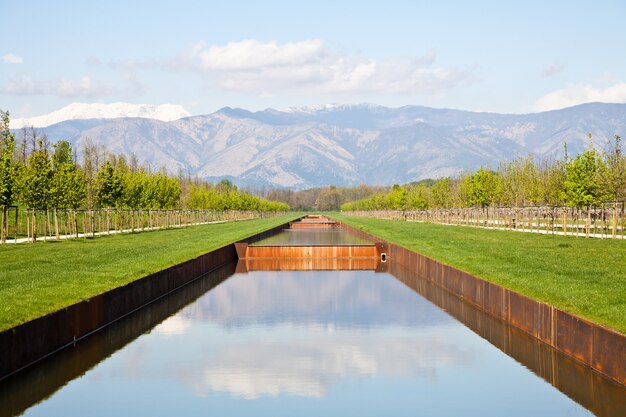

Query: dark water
250;229;373;246
2;263;624;417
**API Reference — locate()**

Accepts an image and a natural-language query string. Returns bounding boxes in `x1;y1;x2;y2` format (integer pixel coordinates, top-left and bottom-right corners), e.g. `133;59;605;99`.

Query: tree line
342;135;626;211
257;184;387;211
0;110;288;241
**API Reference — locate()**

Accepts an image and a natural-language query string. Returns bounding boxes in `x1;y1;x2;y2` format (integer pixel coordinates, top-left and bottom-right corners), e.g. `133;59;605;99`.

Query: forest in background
0;110;289;241
341;134;625;211
4;107;625;219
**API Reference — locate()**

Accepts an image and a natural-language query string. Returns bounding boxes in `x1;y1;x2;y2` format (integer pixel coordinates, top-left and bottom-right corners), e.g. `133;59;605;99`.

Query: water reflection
142;324;474;400
179;270;450;328
3;263;623;417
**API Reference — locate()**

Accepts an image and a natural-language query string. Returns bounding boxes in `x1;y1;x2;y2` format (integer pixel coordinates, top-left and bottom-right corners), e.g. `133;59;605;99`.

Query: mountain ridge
18;102;626;189
10;102;190;129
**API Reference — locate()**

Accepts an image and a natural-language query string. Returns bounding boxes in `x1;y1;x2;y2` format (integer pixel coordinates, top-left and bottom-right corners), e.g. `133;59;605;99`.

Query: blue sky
1;0;625;117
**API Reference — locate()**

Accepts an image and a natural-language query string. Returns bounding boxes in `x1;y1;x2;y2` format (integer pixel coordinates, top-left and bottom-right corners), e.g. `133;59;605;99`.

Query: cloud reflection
154;315;193;336
177;325;475;399
181;270;450;329
111;271;476;400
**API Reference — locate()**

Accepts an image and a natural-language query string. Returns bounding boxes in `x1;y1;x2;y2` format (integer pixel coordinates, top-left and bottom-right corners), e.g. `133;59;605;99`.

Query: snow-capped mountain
20;102;626;189
10;102;190;129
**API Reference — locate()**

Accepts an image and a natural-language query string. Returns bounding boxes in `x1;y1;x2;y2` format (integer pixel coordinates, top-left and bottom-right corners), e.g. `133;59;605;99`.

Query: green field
0;214;299;331
331;214;626;335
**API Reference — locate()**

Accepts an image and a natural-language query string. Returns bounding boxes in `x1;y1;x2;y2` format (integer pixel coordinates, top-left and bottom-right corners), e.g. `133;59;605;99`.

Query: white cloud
533;82;626;111
198;39;326;71
3;75;116;98
542;63;563;78
183;39;475;96
2;53;23;64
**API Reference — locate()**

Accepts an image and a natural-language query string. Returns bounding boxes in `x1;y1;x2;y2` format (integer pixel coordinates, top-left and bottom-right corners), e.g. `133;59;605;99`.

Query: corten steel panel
591;326;626;386
485;282;508;321
0;243;240;380
374;242;388;256
244;245;377;259
243;258;378;271
389;261;626;414
289;222;334;229
460;274;485;309
0;262;237;417
234;242;248;259
539;303;555;345
509;292;541;338
555;310;594;365
332;218;626;387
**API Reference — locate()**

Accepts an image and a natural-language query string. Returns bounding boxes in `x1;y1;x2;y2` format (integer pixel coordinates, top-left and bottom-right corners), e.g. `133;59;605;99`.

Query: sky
1;0;626;118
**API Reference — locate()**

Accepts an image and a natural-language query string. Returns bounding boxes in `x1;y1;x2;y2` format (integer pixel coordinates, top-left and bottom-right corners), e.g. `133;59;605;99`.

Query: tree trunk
31;210;37;243
612;201;618;239
54;208;60;240
1;205;6;244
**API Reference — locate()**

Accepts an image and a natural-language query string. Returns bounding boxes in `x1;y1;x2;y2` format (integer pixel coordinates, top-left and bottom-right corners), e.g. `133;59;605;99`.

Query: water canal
1;225;624;416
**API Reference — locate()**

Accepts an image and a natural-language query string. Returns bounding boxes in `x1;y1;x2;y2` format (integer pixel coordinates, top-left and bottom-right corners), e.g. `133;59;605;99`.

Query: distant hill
10;102;190;129
19;102;626;189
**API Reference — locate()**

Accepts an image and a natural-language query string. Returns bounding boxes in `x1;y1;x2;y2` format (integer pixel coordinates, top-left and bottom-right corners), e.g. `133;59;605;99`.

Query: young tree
467;167;500;208
0;110;16;242
601;134;626;202
95;161;123;208
387;184;408;210
407;184;428;209
50;141;86;238
430;178;452;208
315;186;341;211
565;147;608;208
19;145;53;241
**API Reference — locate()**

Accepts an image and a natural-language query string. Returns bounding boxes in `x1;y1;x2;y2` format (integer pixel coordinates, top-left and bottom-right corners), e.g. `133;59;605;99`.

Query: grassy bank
0;214;299;331
331;214;626;335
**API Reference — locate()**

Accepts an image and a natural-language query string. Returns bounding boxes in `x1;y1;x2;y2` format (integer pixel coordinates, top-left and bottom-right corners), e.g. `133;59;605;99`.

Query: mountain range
10;102;190;129
14;102;626;189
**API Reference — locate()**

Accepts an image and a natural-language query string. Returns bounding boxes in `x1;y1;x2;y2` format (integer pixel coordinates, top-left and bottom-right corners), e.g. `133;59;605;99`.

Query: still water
7;262;621;417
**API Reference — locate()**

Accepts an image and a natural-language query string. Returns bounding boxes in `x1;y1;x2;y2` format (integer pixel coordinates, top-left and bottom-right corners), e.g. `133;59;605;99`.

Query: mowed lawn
0;215;299;331
331;214;626;335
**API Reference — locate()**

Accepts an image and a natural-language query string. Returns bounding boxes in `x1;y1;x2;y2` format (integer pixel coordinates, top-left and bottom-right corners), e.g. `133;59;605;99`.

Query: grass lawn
0;214;300;331
331;213;626;335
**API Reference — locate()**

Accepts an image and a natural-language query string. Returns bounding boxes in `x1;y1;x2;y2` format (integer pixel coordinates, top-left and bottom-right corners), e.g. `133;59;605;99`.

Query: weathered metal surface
0;262;236;417
288;215;339;229
332;218;626;387
241;257;378;271
0;244;239;380
389;261;626;416
0;218;297;381
244;245;378;259
290;222;338;229
234;242;248;259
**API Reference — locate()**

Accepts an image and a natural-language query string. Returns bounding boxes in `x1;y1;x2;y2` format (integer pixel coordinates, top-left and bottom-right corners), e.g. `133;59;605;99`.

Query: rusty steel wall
0;244;237;380
0;219;296;381
245;245;377;259
290;222;338;229
240;257;378;271
0;262;236;417
390;262;626;416
334;219;626;387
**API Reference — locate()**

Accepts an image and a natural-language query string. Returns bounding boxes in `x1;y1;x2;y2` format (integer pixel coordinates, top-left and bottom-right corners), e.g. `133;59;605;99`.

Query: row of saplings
0;112;288;242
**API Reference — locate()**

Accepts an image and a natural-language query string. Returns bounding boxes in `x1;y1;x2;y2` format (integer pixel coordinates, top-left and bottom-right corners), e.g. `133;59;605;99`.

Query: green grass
331;213;626;335
0;214;300;331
